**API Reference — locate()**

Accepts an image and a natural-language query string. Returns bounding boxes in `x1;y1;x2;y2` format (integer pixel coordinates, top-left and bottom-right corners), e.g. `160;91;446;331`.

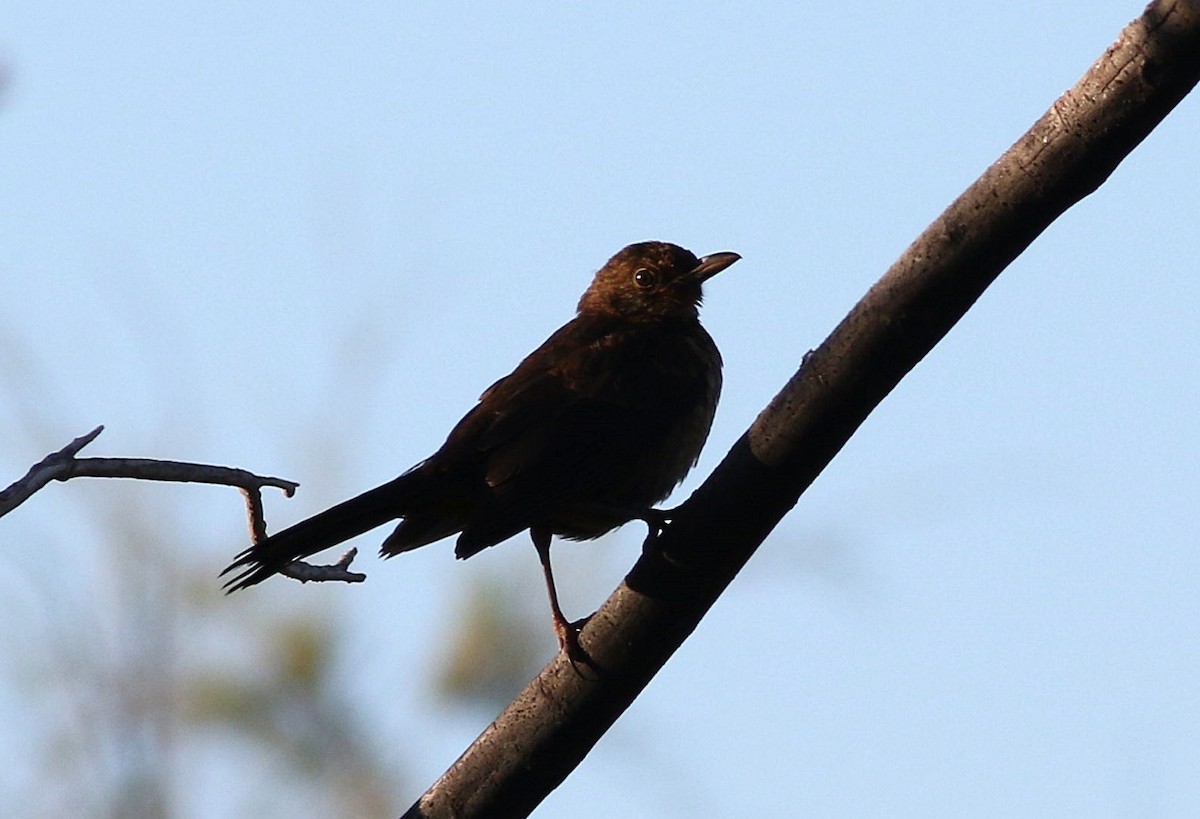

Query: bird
222;241;739;653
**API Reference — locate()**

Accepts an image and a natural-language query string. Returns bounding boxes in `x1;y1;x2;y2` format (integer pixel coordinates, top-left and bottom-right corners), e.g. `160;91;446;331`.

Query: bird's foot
553;613;594;661
637;508;673;556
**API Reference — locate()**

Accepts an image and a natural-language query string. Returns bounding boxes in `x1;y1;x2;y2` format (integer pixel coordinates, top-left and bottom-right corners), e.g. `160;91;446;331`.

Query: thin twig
279;548;366;585
0;425;107;514
0;426;299;520
237;481;366;585
2;426;361;582
3;426;369;583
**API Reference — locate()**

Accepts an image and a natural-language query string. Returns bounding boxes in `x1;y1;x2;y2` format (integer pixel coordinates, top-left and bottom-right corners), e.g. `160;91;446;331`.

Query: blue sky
3;2;1199;816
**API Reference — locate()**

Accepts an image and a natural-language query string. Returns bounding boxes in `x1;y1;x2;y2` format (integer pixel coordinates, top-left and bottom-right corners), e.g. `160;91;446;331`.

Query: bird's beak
690;251;741;282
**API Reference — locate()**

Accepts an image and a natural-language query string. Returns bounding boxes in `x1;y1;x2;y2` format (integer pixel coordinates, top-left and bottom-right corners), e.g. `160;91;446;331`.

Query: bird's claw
638;508;672;556
555;614;593;661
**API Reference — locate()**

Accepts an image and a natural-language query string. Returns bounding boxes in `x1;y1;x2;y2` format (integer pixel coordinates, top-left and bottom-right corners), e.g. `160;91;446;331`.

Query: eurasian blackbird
222;241;739;652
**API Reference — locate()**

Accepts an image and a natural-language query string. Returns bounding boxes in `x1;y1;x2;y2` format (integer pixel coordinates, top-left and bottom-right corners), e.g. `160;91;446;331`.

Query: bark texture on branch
404;3;1200;816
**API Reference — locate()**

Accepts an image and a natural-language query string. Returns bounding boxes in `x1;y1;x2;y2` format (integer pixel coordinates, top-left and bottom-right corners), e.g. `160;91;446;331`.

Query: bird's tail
220;473;416;592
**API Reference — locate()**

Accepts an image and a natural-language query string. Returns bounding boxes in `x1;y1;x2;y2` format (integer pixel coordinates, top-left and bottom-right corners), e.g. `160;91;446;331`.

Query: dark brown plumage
222;241;738;651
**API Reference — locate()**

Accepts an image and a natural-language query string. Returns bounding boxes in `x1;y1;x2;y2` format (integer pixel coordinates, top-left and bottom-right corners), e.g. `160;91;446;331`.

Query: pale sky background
3;2;1199;817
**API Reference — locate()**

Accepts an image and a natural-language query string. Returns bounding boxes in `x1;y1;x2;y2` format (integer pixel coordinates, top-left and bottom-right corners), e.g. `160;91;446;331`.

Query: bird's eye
633;268;657;289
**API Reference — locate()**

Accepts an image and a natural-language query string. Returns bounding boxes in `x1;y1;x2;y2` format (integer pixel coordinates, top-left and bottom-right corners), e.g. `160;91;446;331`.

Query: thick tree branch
403;2;1200;817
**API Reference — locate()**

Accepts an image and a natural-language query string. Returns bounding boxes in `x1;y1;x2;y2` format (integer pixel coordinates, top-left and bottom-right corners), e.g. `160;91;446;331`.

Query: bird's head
577;241;740;322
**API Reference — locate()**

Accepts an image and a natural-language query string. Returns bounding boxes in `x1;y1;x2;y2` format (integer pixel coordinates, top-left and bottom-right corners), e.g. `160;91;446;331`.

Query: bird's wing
447;319;694;556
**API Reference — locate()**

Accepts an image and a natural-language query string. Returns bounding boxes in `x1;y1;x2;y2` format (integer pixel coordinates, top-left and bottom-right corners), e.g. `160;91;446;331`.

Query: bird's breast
602;323;723;505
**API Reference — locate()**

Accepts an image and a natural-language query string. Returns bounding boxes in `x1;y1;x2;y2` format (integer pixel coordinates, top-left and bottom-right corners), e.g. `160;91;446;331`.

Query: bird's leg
531;527;582;656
